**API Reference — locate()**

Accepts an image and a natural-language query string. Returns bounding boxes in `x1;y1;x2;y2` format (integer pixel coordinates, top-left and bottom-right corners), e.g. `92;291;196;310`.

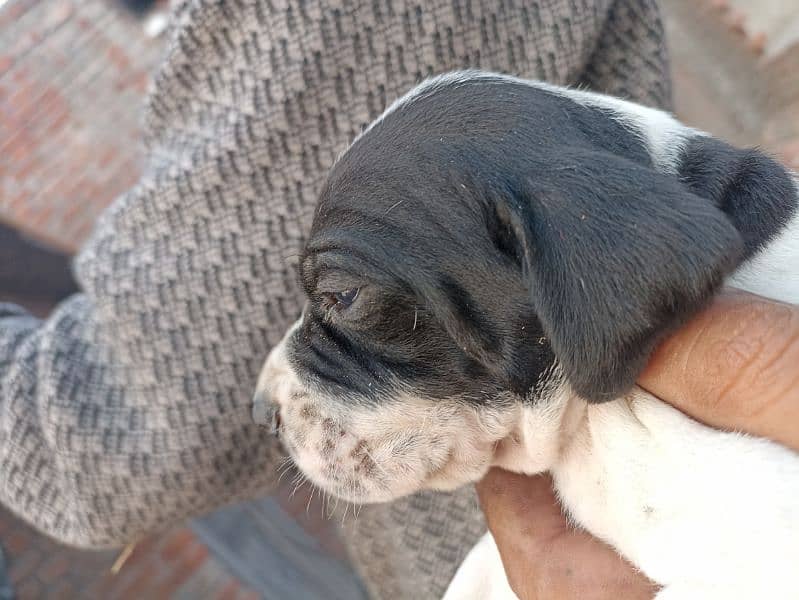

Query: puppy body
445;79;799;599
255;72;799;599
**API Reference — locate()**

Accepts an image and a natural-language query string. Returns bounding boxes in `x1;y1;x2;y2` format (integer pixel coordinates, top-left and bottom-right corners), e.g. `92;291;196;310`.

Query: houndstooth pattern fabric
0;0;671;597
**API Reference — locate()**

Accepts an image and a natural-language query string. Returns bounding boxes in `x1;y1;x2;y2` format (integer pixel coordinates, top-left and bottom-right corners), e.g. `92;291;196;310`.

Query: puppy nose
252;389;282;436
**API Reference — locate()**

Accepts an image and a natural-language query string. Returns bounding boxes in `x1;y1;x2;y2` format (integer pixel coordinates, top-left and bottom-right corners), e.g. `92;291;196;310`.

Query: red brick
84;551;143;600
132;71;150;94
39;554;70;581
159;528;196;561
6;78;42;119
106;45;131;71
98;147;119;169
33;87;62;112
3;529;33;555
14;158;40;182
15;577;43;600
4;190;29;211
44;579;77;599
31;99;70;135
4;132;35;165
215;579;241;600
0;55;13;74
76;16;92;32
0;0;38;29
73;222;95;247
111;570;161;600
0;128;29;155
0;0;162;251
9;551;44;585
154;543;209;596
42;2;75;32
62;199;86;221
36;204;55;223
111;539;208;600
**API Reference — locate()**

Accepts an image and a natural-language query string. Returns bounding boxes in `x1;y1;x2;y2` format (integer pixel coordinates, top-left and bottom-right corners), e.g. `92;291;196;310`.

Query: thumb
639;290;799;451
476;469;655;600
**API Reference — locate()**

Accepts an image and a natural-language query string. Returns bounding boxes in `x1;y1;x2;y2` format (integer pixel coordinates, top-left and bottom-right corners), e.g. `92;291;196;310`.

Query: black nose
252;389;282;436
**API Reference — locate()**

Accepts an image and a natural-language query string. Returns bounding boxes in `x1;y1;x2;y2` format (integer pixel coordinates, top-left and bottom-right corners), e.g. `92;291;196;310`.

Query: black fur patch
677;136;797;258
289;75;795;406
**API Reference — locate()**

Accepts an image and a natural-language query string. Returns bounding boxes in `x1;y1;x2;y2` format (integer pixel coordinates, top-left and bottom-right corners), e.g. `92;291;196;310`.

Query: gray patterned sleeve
0;290;285;547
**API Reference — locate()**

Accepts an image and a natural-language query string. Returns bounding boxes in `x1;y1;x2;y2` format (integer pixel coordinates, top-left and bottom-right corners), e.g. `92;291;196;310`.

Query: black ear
677;136;797;259
500;148;744;402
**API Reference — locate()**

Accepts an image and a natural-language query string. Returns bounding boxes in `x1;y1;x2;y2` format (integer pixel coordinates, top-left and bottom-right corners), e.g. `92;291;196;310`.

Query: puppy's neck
491;384;585;475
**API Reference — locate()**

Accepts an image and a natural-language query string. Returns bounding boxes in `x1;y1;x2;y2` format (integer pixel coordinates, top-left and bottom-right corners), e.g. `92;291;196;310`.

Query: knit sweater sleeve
0;288;285;548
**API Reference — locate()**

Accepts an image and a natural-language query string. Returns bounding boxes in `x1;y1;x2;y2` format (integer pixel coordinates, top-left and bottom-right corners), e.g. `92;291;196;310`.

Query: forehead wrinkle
307;220;432;284
306;247;397;287
325;155;486;226
314;205;432;247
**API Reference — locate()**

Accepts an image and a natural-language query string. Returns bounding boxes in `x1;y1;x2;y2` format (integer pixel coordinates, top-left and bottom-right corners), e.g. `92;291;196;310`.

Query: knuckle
698;300;799;417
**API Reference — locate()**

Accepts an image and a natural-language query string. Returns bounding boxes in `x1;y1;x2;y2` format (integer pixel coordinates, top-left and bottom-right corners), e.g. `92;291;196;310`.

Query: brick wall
0;0;163;253
0;504;259;599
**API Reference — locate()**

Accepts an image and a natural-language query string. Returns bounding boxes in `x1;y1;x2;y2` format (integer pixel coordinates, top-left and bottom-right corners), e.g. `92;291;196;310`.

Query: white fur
443;73;799;600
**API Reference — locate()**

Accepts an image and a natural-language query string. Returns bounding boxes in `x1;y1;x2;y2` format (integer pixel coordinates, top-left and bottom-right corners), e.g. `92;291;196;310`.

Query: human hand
477;290;799;599
476;470;657;599
639;290;799;452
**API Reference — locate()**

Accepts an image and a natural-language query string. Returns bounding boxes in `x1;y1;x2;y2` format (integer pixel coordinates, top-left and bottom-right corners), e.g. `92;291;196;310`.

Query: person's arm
478;291;799;599
0;294;285;548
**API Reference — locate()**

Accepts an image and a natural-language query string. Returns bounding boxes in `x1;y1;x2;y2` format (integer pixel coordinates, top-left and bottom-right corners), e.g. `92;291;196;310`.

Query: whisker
290;472;308;499
384;199;405;215
326;491;337;520
322;490;331;519
305;484;314;514
276;458;295;485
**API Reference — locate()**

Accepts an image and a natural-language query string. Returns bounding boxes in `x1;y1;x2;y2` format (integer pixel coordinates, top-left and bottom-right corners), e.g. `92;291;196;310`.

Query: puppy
253;71;799;599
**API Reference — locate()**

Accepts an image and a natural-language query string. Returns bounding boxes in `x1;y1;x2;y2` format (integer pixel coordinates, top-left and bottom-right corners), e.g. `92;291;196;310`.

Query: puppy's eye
325;288;360;310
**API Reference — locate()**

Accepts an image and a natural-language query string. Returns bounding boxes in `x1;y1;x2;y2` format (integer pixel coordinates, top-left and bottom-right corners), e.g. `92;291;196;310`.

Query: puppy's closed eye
322;287;360;311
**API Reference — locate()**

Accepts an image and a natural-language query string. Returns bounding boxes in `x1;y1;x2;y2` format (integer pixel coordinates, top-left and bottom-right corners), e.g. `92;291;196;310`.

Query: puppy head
255;159;552;501
254;72;795;503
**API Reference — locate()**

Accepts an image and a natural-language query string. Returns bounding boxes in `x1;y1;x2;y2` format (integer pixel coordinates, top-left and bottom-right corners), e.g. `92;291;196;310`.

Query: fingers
477;467;568;552
476;468;656;600
639;290;799;451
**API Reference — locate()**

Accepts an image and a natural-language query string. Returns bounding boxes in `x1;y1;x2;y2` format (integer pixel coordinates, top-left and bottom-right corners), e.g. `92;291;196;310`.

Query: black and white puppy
253;71;799;599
